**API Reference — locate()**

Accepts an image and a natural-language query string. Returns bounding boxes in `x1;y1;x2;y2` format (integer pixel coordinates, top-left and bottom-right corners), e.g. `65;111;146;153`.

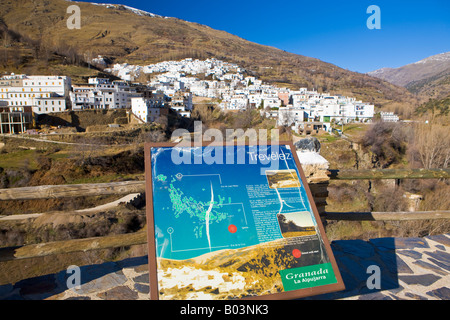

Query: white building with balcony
131;97;168;124
277;106;306;127
70;78;139;110
0;74;71;114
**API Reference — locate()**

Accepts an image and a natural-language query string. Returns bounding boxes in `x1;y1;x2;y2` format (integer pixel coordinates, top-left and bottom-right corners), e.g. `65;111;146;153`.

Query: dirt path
4;135;111;147
75;193;140;213
0;213;42;221
0;193;141;222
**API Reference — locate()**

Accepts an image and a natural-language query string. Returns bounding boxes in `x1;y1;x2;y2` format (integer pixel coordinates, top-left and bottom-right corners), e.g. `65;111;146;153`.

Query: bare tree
413;123;450;169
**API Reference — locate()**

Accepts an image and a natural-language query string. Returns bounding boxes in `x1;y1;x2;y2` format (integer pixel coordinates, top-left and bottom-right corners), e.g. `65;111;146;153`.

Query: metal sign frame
144;141;344;300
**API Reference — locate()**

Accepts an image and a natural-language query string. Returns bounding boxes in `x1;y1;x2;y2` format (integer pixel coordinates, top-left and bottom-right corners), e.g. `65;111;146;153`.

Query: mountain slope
0;0;419;115
368;52;450;100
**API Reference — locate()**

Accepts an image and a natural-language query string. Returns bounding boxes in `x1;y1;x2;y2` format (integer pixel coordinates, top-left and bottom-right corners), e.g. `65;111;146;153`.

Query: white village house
131;96;169;125
0;74;71;114
70;78;140;110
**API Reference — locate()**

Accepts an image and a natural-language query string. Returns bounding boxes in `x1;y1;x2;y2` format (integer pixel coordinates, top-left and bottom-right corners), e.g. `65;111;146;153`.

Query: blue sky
80;0;450;73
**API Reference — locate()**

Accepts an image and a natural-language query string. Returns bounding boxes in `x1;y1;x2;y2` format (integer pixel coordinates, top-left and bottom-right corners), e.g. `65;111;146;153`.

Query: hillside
0;9;118;83
368;52;450;100
0;0;420;116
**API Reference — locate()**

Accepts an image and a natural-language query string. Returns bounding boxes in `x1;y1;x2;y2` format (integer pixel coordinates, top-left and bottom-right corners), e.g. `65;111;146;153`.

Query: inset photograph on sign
145;142;344;300
265;169;300;189
277;211;317;238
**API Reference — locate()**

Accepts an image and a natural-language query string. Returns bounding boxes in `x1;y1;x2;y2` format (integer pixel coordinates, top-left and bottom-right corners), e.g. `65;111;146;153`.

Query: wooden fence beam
0;231;147;262
0;210;448;262
0;169;448;201
328;168;450;180
324;210;450;221
0;181;146;201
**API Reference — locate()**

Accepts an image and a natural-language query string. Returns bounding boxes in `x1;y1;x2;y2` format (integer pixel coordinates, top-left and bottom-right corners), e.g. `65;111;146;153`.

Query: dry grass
282;231;316;238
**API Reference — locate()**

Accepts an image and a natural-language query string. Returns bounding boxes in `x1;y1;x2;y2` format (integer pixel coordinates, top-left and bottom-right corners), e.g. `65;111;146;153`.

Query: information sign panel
144;142;344;300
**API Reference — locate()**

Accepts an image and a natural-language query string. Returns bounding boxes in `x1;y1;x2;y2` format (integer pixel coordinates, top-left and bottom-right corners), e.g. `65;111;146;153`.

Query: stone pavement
0;234;448;300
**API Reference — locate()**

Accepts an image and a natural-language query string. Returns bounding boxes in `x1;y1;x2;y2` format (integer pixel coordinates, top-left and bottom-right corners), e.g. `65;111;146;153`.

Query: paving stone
387;294;402;300
396;237;430;249
397;250;422;260
116;256;148;270
353;257;401;291
369;237;397;250
424;250;450;265
55;262;128;295
396;256;414;273
427;257;450;272
358;271;400;295
134;283;150;294
335;255;367;283
395;256;414;274
370;237;429;250
133;273;149;284
426;287;450;300
0;284;14;299
14;274;57;297
133;264;149;273
425;234;450;247
331;240;375;258
0;293;23;300
44;292;66;300
97;285;138;300
3;235;446;301
399;274;441;286
358;291;392;300
65;296;92;300
404;292;428;300
413;260;448;276
380;273;400;291
339;262;401;294
77;272;126;295
339;270;361;292
387;285;404;295
375;250;413;275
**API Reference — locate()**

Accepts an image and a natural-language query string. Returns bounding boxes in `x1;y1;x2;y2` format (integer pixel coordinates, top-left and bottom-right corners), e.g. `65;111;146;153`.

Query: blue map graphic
151;145;315;260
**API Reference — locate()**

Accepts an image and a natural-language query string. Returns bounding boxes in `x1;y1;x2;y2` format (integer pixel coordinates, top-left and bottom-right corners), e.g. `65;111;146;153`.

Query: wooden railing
0;180;146;200
1;168;448;201
327;168;450;180
0;231;147;262
0;168;448;262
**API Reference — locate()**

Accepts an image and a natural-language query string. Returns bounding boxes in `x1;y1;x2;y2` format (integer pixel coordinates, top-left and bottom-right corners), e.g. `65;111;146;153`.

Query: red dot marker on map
292;249;302;258
228;224;237;233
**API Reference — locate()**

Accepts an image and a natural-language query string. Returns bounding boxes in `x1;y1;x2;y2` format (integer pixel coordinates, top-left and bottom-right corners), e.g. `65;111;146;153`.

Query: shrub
369;186;408;212
360;122;407;168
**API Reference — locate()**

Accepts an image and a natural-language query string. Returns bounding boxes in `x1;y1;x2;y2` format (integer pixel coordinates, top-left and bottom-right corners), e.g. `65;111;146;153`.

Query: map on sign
156;171;251;258
147;143;344;300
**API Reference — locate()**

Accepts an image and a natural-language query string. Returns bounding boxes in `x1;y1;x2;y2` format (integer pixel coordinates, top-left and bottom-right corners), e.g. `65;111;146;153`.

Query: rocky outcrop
294;137;321;153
